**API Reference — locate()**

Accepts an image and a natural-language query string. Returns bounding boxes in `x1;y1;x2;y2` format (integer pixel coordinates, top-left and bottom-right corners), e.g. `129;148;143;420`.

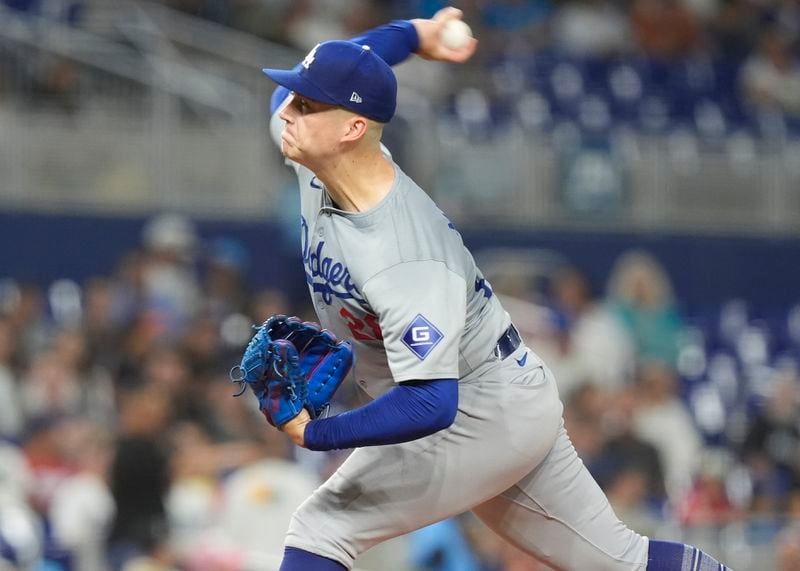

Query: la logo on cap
301;44;320;70
350;92;362;103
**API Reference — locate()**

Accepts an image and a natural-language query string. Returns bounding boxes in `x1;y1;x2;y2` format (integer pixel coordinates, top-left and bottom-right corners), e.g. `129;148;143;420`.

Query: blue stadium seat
608;64;643;100
693;99;728;140
516;90;552;131
576;94;611;134
503;52;799;141
636;95;672;133
549;62;584;108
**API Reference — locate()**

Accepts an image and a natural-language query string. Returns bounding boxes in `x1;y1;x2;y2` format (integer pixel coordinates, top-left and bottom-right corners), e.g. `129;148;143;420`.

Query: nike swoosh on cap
516;352;528;367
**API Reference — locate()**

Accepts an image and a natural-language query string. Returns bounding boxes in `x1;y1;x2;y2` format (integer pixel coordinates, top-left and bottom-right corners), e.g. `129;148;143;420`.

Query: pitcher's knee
284;499;357;570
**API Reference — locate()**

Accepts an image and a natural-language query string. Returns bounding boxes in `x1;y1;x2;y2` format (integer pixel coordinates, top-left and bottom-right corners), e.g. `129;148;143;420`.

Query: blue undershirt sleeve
303;378;458;451
349;20;420;67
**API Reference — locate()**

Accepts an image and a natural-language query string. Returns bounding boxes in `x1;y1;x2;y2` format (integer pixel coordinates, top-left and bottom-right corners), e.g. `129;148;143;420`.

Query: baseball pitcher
234;7;733;571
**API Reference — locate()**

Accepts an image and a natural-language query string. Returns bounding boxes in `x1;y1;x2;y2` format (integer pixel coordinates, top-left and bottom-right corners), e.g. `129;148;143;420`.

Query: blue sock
279;546;347;571
647;540;731;570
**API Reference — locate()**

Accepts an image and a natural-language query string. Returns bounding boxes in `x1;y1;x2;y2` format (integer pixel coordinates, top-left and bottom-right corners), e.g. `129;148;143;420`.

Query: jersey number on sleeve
340;308;383;341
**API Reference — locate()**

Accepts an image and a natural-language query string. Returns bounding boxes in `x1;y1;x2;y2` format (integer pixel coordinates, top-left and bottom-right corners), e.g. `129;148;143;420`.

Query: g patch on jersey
401;314;443;360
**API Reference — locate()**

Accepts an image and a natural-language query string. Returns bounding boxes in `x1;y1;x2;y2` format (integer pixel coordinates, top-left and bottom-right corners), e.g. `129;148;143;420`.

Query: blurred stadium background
1;0;800;570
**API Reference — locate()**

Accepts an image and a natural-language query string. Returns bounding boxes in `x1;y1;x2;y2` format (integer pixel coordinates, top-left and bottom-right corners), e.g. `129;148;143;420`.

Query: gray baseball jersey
270;107;649;571
296;160;517;397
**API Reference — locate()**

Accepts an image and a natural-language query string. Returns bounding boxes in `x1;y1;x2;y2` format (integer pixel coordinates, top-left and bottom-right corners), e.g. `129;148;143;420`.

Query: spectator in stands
552;0;631;57
607;249;683;367
677;455;739;526
604;465;663;537
631;361;703;499
141;214;202;338
740;29;800;118
595;390;667;536
169;418;267;483
109;251;148;330
140;346;204;424
596;388;667;504
203;237;251;320
20;351;83;421
0;442;34;568
19;328;114;425
0;316;23;440
5;282;49;363
83;277;127;373
108;384;173;571
709;0;759;60
180;314;225;381
740;373;800;508
550;267;635;393
631;0;702;60
166;421;247;562
21;416;74;516
563;383;610;475
214;455;322;565
50;420;115;571
116;311;169;390
51;327;115;424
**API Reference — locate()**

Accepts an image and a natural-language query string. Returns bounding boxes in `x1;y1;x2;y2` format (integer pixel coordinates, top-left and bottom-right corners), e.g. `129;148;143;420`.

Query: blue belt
494;323;522;360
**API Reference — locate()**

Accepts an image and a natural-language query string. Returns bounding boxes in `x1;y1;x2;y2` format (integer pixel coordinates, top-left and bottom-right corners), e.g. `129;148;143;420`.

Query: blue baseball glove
231;314;354;428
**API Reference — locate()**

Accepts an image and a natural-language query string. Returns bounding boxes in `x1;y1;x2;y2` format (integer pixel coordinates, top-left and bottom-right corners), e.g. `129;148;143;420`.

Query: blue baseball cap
262;40;397;124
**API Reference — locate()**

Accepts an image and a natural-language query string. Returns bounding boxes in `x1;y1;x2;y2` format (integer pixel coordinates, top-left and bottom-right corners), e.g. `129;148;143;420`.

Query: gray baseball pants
285;344;649;570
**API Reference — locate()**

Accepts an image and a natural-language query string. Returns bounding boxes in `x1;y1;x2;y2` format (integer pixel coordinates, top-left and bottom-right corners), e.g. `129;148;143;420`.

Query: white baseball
440;19;472;50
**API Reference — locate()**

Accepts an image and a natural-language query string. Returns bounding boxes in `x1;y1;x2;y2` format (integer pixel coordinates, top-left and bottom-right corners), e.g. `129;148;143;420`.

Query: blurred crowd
162;0;800;121
0;214;317;571
0;213;799;570
154;0;800;62
2;0;799;123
